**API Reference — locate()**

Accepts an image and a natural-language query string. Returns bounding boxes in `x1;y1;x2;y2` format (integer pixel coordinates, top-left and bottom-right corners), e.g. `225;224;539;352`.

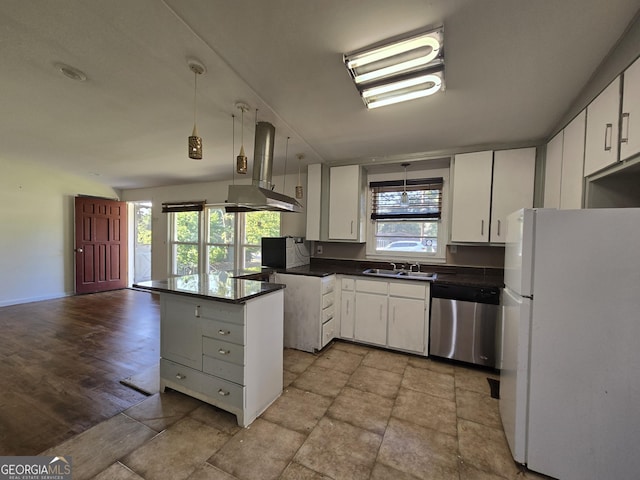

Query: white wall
121;172;307;280
0;158;120;306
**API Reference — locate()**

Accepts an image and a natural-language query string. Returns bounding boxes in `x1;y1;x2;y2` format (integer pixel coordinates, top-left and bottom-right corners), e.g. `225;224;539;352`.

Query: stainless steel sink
398;271;437;280
362;268;400;278
362;268;436;281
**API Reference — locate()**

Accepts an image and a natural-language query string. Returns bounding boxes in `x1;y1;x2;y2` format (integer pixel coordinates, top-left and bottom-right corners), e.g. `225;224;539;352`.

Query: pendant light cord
283;137;290;193
232;114;235;185
193;71;197;129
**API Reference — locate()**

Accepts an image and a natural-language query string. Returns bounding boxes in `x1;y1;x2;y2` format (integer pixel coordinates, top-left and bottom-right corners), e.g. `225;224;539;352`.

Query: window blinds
370;177;443;221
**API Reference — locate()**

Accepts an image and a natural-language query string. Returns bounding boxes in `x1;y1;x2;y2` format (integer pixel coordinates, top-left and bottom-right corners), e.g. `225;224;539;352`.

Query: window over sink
366;162;449;262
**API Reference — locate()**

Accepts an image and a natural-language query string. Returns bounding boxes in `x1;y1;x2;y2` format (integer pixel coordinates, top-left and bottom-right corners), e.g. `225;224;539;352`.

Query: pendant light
187;59;205;160
295;154;304;199
401;163;410;205
235;102;249;174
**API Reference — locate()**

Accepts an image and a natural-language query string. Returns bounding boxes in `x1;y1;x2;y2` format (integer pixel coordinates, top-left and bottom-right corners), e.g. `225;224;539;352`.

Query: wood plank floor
0;289;159;455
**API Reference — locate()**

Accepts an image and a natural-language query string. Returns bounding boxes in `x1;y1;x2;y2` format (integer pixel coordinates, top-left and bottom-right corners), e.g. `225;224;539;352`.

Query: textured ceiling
1;0;639;189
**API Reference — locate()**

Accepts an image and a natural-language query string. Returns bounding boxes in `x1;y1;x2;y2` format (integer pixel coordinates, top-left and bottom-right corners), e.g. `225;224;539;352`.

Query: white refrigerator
500;208;640;480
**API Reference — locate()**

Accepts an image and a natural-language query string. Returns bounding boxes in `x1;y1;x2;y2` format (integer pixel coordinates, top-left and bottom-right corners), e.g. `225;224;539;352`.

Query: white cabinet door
560;110;586;209
329;165;362;241
340;290;355;339
161;296;202;370
621;57;640;161
451;151;493;242
388;296;425;353
544;131;563;208
354;292;387;346
584;77;620;176
492;148;536;243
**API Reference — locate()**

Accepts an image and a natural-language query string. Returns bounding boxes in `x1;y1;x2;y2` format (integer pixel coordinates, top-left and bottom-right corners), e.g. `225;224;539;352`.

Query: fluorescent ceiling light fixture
344;26;444;109
364;73;443;109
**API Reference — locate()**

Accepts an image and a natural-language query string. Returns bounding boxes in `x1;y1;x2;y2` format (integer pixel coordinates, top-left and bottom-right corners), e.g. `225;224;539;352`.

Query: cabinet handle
175;373;186;380
392;305;396;321
218;349;230;355
218;389;230;396
194;305;201;318
621;113;630;143
481;220;485;236
497;219;501;236
218;329;230;336
604;123;613;151
379;304;383;321
350;220;354;234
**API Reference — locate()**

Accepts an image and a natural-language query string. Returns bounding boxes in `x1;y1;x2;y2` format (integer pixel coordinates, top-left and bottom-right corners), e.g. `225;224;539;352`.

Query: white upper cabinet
620;56;640;161
451;151;493;243
451;148;535;244
492;148;536;243
544;110;586;209
560;110;586;209
305;163;329;241
329;165;365;242
584;77;620;176
544;131;563;208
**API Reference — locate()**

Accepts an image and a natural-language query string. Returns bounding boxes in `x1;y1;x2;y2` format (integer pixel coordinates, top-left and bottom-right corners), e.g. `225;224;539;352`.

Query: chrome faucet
390;263;397;271
410;263;420;272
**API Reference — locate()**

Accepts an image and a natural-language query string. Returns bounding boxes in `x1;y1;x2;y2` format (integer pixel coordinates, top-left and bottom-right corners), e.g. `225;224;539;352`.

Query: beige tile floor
42;341;552;480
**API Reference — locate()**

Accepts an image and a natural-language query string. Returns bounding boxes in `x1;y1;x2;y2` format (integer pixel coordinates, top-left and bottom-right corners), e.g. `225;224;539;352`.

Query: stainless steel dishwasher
429;284;501;368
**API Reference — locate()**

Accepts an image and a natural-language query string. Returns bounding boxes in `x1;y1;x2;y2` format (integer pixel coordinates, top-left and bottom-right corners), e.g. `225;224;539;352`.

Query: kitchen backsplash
311;242;504;268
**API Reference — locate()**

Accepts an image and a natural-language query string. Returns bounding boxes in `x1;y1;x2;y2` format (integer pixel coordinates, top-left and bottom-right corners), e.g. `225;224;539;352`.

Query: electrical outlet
316;245;323;255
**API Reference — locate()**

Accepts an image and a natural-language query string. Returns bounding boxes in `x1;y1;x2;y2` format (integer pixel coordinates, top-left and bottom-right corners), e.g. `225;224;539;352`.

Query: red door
75;196;128;294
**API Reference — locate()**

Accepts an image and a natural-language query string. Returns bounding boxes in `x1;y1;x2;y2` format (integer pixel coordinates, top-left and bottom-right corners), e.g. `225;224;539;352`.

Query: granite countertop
133;272;285;304
276;260;504;289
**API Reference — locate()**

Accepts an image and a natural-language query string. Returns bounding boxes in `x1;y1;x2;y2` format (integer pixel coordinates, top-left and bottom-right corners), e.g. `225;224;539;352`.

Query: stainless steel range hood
226;121;303;213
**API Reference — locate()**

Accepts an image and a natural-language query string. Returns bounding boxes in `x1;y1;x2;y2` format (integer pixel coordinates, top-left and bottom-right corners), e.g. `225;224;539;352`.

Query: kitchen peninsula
134;273;285;427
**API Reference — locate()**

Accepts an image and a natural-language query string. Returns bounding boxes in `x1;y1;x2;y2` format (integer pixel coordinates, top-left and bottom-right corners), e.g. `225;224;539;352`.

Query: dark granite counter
133;272;285;304
277;259;504;289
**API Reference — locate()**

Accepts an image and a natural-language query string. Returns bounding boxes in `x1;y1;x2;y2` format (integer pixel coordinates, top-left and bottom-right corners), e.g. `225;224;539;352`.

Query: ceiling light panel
344;26;444;109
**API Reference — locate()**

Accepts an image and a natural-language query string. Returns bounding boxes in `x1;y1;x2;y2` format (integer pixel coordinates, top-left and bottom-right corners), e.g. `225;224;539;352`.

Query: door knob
76;248;83;253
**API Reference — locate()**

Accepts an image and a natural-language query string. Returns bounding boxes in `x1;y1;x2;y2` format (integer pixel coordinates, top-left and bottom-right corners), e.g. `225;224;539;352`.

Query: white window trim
365;165;449;263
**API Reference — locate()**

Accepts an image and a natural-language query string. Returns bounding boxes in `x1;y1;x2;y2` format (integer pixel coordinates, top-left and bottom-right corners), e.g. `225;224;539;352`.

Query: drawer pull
218;329;230;335
218;389;230;396
604;123;613;151
175;373;186;380
218;349;230;355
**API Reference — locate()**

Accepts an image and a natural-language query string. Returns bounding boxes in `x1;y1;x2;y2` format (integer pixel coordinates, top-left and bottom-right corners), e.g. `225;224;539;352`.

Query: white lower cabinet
341;275;430;355
355;291;388;346
388;282;428;353
275;273;336;353
340;278;355;339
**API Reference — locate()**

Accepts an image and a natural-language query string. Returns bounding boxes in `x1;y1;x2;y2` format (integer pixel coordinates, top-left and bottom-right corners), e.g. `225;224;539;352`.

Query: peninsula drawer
321;276;336;294
199;374;244;411
197;302;244;325
201;319;244;345
322;304;335;323
341;278;355;291
160;358;205;392
322;292;335;309
202;337;245;365
203;356;244;385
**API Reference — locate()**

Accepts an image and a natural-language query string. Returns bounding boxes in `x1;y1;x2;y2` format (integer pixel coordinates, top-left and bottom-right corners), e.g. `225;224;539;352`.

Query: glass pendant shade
400;162;410;205
236;103;249;174
236;145;248;174
187;59;205;160
189;125;203;160
295;153;304;199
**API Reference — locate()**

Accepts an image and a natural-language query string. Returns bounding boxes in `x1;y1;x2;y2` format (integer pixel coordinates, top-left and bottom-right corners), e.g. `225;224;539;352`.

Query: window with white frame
167;204;280;276
367;174;447;260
